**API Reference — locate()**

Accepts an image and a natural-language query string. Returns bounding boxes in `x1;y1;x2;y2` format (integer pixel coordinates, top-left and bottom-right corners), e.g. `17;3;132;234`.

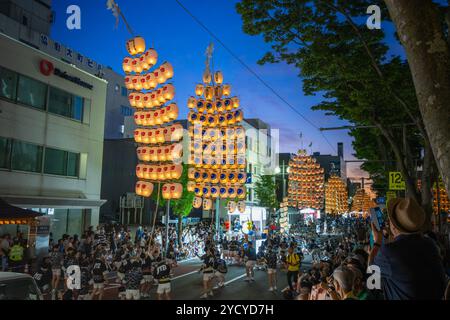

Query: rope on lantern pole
106;0;135;36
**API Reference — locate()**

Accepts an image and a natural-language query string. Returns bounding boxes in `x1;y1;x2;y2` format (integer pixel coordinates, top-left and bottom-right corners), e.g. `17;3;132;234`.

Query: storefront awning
0;198;43;225
0;195;106;210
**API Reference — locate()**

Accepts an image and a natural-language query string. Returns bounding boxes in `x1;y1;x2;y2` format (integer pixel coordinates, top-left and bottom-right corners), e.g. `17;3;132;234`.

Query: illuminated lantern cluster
287;150;325;210
279;199;289;233
432;180;450;214
188;69;246;212
325;175;348;215
124;36;183;199
350;188;373;216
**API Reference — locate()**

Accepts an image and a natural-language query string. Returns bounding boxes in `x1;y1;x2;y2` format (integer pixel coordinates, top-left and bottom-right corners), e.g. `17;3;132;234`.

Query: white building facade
0;33;107;239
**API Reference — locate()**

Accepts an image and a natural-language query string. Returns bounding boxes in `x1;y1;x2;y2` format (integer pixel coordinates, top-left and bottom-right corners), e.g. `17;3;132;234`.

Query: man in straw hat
368;197;447;300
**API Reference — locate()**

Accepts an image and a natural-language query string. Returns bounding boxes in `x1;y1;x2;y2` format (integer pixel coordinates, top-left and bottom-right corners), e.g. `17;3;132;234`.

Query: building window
66;152;79;177
121;86;128;97
0;137;11;169
0;66;17;100
17;74;47;110
11;140;43;173
48;87;85;121
121;105;133;116
44;147;79;177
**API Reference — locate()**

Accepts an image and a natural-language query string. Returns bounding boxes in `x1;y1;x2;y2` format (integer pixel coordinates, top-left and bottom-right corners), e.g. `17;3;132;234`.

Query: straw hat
387;197;425;233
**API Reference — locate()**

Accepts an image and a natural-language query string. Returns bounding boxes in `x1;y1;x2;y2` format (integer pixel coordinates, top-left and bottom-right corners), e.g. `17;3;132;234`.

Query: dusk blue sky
50;0;406;180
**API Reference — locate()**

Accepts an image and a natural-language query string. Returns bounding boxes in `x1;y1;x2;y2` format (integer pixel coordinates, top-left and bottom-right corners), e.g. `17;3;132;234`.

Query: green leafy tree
254;175;279;212
236;0;437;225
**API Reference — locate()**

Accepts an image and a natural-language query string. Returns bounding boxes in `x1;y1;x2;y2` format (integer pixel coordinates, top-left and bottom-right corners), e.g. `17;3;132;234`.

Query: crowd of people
1;197;450;300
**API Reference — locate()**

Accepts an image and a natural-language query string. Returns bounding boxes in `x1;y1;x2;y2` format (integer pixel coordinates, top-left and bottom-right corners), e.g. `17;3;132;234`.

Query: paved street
100;256;313;300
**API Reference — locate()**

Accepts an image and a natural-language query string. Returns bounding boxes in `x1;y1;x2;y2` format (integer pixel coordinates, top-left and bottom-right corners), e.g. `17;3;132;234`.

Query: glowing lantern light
124;76;133;90
132;57;143;74
122;57;133;73
237;201;246;213
193;197;203;208
143;49;158;68
211;186;219;198
145;73;157;89
154;69;166;85
188;97;196;109
203;186;211;198
203;198;213;210
160;62;174;79
134;93;144;109
215;100;224;113
214;86;223;98
195;84;204;96
214;71;223;84
205;101;214;114
223;84;231;96
128;92;136;107
162;184;171;199
136;181;153;197
220;187;228;198
170;183;183;199
231;97;240;109
187;181;195;192
237;186;246;199
205;85;214;100
132;76;142;91
126;36;146;56
163;84;175;101
170;164;183;179
228;201;237;212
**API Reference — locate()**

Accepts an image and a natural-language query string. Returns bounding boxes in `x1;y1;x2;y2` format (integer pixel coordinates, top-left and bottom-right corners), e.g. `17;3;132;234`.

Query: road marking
224;273;247;285
172;270;199;280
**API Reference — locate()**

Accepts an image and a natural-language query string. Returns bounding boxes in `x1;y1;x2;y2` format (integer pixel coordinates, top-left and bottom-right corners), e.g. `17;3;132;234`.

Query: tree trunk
384;0;450;201
421;140;435;231
177;212;183;248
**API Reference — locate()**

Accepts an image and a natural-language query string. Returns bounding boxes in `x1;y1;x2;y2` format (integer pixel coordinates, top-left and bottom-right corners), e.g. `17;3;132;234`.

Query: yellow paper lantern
170;183;183;199
145;73;157;90
126;36;146;56
160;62;174;79
136;164;144;179
169;164;183;179
132;57;143;74
214;86;223;98
203;186;211;198
132;75;142;91
195;84;204;96
203;198;213;210
214;71;223;84
154;128;165;143
154;69;166;84
188;97;196;109
122;57;133;73
162;183;171;199
203;71;212;84
187;181;195;192
231;97;240;109
227;200;236;212
134;93;145;109
204;85;214;100
124;76;133;90
223;84;231;96
143;49;158;68
237;201;246;213
162;84;175;101
193;197;203;208
136;181;153;198
196;99;206;113
142;165;151;180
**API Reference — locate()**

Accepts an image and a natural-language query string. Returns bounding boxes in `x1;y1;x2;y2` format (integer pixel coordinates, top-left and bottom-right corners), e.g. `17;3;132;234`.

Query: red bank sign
39;59;93;90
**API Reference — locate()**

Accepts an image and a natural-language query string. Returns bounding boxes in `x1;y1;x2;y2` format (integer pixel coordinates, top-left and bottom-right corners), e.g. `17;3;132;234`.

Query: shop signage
39;59;93;90
389;171;405;190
